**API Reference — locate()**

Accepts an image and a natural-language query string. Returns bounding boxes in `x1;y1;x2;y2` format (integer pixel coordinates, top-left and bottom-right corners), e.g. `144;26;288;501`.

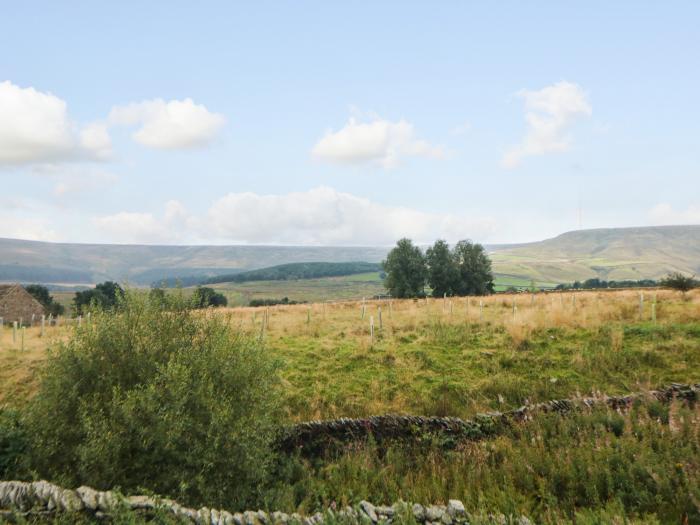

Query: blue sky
1;1;698;245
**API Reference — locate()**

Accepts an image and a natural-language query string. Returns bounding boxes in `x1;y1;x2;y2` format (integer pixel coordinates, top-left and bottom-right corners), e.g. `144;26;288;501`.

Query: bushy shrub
0;409;29;478
191;286;228;308
26;290;280;509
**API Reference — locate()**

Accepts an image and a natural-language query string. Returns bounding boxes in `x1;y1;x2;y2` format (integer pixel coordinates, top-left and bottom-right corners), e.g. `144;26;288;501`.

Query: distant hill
202;262;382;286
0;238;389;285
489;225;700;283
0;225;697;286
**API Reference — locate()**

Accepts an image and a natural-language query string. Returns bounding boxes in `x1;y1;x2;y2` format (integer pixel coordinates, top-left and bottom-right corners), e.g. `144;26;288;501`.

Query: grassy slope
491;225;700;283
3;225;700;286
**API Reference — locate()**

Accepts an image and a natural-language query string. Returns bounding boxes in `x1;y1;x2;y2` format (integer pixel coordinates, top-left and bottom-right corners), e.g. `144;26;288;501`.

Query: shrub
660;272;697;292
26;290;280;509
191;286;228;308
0;409;29;478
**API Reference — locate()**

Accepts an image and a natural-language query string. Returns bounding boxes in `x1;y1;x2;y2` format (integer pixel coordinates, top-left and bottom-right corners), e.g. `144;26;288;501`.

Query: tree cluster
72;281;124;315
191;286;228;308
23;285;65;316
382;238;494;298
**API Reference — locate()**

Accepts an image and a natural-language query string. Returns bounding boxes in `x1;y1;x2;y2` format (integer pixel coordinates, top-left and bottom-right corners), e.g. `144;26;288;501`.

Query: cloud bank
93;187;496;245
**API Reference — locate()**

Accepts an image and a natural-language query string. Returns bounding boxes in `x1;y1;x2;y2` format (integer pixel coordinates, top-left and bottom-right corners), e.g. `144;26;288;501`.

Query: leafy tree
426;239;459;297
26;290;280;509
24;284;65;316
191;286;228;308
382;238;427;298
660;272;697;292
73;281;124;315
452;240;494;296
149;287;167;307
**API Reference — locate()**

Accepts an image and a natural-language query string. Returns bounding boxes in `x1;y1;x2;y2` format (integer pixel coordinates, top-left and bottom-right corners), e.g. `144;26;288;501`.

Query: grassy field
2;288;700;522
4;288;699;419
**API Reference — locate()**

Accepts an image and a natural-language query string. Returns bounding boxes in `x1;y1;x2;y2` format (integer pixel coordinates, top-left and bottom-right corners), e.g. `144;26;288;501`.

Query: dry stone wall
0;481;532;524
279;383;699;455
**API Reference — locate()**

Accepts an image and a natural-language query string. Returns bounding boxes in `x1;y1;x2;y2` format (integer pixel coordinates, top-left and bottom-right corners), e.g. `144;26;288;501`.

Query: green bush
26;290;281;510
0;408;29;478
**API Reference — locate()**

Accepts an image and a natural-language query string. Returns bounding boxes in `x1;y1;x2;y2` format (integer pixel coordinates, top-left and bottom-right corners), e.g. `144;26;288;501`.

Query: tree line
382;238;494;298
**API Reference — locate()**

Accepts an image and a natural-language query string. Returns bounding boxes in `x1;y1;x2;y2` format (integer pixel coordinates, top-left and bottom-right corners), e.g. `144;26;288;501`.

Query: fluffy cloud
92;187;495;245
649;203;700;225
109;98;226;149
92;200;191;244
312;117;444;168
0;81;111;166
502;81;591;168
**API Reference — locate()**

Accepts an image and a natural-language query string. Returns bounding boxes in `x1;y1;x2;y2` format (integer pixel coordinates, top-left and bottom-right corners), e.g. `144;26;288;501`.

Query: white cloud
109;98;226;150
92;200;193;244
649;203;700;225
0;81;111;166
312;116;444;168
93;187;495;245
502;81;591;168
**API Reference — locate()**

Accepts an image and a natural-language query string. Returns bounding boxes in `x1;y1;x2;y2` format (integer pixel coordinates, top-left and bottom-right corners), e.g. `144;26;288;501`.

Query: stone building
0;284;45;324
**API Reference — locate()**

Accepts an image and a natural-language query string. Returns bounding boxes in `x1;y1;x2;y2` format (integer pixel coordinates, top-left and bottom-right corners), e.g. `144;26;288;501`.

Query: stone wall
278;383;699;455
0;480;531;524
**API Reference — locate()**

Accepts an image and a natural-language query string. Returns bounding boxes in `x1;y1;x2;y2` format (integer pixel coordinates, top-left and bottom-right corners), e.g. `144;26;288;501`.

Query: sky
0;1;699;246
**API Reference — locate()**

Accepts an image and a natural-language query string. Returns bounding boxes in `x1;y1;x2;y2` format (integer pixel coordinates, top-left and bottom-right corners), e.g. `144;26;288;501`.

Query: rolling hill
0;225;697;286
489;225;700;283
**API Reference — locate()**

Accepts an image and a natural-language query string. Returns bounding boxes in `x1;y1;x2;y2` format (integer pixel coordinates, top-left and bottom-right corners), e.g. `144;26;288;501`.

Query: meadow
2;288;699;522
3;288;699;418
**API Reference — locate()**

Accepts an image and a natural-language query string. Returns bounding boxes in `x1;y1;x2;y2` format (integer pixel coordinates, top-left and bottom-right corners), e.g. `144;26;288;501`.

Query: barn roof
0;284;19;300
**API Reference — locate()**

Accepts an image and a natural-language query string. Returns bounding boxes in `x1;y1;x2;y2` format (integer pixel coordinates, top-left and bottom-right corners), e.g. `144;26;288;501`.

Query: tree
382;238;427;298
660;272;697;293
452;240;494;296
191;286;228;308
73;281;124;315
24;284;65;316
426;239;459;297
26;290;280;509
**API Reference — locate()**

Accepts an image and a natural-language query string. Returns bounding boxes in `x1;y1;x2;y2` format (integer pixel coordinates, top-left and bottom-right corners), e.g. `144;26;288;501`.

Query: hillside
0;238;389;285
0;225;698;286
489;225;700;283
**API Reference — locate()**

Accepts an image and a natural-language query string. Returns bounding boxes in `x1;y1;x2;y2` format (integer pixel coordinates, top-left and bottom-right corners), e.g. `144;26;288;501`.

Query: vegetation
72;281;124;315
204;262;382;286
382;239;427;298
249;297;306;307
385;239;494;298
555;278;658;290
661;272;698;292
1;288;698;522
190;286;228;308
23;291;280;509
23;284;65;316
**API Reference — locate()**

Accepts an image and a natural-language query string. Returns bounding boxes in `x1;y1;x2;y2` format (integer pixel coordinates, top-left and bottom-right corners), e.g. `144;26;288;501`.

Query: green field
2;289;700;522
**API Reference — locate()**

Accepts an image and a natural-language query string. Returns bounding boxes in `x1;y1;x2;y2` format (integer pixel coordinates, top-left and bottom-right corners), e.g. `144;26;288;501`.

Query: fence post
479;300;484;321
370;315;374;344
13;321;17;344
639;292;644;320
21;327;25;351
378;307;383;331
41;315;45;337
